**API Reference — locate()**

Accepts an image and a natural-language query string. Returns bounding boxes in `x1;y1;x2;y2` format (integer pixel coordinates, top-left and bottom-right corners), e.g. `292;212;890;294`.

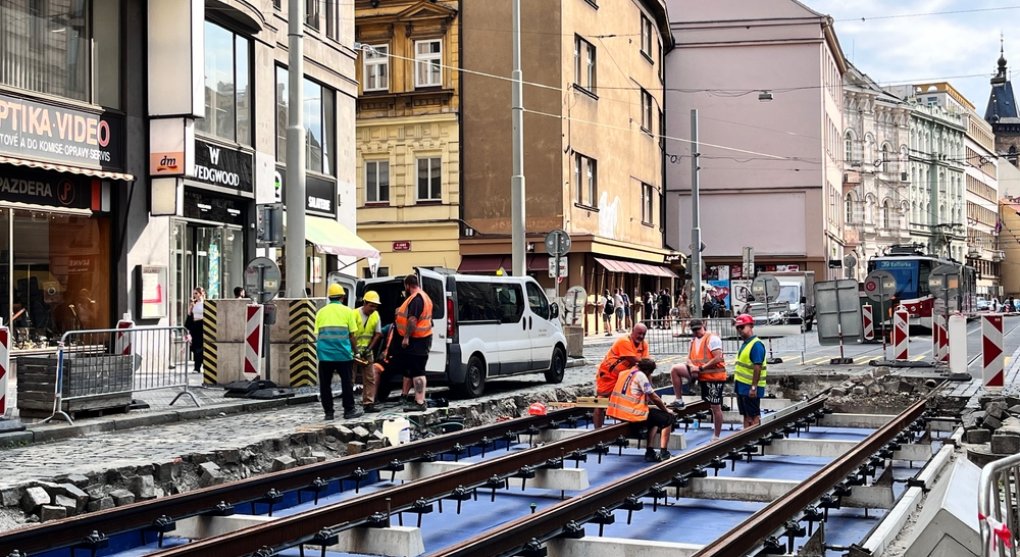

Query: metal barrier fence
980;452;1020;557
642;317;807;362
43;326;199;424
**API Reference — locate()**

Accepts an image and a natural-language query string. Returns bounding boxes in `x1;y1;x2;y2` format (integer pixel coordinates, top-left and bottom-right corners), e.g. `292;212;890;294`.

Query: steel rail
692;389;937;557
0;407;591;556
434;398;827;557
150;402;710;557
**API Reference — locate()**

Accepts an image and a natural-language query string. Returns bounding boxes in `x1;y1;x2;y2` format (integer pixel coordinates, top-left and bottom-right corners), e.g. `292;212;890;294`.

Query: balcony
843;170;861;190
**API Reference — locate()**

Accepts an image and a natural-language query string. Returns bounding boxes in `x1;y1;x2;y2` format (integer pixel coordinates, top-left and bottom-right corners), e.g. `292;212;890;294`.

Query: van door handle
529;317;533;329
522;319;526;331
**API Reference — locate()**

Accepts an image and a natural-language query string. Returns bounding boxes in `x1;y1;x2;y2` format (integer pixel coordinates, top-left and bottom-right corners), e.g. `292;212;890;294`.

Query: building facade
353;0;461;278
664;0;847;282
460;0;679;313
986;48;1020;167
842;65;912;282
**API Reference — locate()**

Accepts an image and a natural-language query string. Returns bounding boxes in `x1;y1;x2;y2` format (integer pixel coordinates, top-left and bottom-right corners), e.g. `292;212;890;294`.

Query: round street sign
928;264;961;298
544;229;571;257
864;270;897;302
562;285;587;325
244;257;282;304
751;274;780;300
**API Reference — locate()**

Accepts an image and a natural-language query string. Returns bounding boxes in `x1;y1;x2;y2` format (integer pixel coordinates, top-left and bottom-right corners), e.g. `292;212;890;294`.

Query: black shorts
700;381;725;405
737;394;761;418
397;352;429;378
628;408;675;435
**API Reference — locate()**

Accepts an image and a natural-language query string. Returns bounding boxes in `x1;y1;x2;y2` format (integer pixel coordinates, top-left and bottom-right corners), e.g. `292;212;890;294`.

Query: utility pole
510;0;526;277
691;109;703;319
285;0;307;298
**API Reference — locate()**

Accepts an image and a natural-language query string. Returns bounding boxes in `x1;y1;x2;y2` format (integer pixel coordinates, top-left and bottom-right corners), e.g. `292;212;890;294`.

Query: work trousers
318;360;354;415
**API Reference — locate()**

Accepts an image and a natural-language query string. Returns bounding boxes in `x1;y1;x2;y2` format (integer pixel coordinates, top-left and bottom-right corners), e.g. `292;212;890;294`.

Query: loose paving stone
992;433;1020;455
984;415;1004;430
966;429;991;444
132;475;156;500
39;505;66;522
1;488;20;507
86;496;115;512
271;456;296;472
110;489;135;506
53;494;77;516
988;402;1009;420
347;441;365;455
21;487;49;513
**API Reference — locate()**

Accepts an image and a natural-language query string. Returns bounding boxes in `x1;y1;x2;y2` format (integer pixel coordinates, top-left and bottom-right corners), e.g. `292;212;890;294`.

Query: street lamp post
510;0;526;277
691;109;703;319
285;0;307;298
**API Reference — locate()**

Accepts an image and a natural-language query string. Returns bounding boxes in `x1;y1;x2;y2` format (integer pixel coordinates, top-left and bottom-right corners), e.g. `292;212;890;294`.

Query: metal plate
544;229;571;256
814;279;863;345
928;264;960;297
863;270;897;302
244;257;282;304
562;285;587;325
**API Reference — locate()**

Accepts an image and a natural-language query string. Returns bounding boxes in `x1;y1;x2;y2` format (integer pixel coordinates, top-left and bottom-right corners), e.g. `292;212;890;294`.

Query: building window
882;200;891;229
417;157;442;201
881;143;890;173
414;40;442;88
305;0;320;30
325;0;342;41
574;36;596;94
640;89;653;133
197;21;252;145
0;0;123;106
574;153;597;207
365;160;390;203
844;132;854;163
640;14;653;59
641;183;654;224
363;44;389;91
845;194;854;224
276;67;336;176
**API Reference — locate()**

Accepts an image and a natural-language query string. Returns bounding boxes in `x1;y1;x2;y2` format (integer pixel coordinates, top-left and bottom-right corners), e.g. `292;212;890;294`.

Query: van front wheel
455;356;486;398
545;347;566;383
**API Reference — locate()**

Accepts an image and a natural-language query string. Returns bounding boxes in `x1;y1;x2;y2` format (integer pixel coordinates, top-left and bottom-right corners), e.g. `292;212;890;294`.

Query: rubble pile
824;367;927;413
962;396;1020;455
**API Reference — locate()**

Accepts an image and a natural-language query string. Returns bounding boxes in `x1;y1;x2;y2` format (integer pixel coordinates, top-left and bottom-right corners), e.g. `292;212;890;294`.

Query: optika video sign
0;92;125;169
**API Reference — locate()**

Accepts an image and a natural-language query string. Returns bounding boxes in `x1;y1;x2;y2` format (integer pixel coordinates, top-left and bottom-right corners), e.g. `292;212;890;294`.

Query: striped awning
594;257;677;278
0;155;135;182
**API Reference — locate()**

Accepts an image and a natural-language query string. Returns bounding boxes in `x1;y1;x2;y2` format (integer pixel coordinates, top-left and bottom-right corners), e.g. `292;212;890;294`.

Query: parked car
977;297;992;311
332;268;567;397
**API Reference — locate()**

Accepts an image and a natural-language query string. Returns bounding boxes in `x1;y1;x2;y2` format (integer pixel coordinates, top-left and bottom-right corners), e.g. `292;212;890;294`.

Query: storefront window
0;0;122;107
276;67;336;176
5;209;111;349
196;21;252;145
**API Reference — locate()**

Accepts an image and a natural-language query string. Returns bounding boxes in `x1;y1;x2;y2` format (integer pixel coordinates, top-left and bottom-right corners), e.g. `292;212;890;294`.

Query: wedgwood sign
0;92;125;169
192;139;253;193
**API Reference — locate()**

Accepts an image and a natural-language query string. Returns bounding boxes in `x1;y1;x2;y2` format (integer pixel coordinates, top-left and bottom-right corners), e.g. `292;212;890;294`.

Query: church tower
986;39;1020;166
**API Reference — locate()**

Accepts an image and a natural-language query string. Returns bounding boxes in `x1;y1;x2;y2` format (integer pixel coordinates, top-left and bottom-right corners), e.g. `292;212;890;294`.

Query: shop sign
274;166;338;217
183;187;246;226
193;139;253;193
393;241;411;252
0;166;95;209
0;92;125;170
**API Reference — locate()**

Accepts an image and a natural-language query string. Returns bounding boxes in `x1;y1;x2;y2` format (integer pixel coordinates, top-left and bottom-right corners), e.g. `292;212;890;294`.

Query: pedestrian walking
622;291;633;329
314;283;362;420
657;289;671;329
594;323;649;428
669;319;726;442
607;358;676;462
393;274;434;412
733;314;766;429
354;290;383;413
602;290;615;336
185;287;205;373
614;289;625;330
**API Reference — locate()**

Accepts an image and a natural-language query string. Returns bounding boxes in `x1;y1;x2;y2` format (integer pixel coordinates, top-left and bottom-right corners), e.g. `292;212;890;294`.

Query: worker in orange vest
607;358;676;462
593;323;649;428
392;274;434;412
669;318;726;442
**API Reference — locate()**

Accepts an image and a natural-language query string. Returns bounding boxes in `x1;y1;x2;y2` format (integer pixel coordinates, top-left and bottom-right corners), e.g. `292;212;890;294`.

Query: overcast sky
805;0;1016;112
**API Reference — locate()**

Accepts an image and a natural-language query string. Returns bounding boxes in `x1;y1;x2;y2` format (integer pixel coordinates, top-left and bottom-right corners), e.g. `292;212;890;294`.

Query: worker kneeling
607;358;676;463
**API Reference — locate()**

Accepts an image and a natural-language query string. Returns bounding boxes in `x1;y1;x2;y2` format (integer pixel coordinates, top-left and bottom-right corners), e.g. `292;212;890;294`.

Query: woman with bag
185;287;205;373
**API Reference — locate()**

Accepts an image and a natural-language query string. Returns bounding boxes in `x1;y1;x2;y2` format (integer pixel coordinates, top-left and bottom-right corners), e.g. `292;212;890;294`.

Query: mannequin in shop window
185;287;206;373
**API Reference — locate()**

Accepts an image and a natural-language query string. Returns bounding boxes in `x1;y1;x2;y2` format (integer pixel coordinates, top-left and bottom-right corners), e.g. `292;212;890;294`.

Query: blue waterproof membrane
90;419;927;557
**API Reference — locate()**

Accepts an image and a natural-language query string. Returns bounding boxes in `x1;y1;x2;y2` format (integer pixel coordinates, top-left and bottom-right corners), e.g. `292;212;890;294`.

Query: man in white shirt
669;319;727;442
613;289;625;330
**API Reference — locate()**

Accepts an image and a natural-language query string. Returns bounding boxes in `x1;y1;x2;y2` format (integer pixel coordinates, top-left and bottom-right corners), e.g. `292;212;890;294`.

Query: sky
804;0;1017;112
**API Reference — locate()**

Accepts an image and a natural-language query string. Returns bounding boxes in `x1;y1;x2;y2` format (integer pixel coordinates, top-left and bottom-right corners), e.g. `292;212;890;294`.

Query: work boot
324;413;334;421
658;449;672;461
668;399;686;411
363;404;381;413
643;448;658;463
403;402;427;413
343;409;363;420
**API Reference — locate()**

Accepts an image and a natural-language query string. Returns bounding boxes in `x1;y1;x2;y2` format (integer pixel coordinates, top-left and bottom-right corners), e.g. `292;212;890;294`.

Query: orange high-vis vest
394;290;434;338
606;368;649;422
690;332;726;382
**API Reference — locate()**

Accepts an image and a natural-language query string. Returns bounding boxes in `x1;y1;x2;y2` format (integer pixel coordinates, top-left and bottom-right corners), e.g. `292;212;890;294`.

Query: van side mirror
800;296;807;304
550;302;560;319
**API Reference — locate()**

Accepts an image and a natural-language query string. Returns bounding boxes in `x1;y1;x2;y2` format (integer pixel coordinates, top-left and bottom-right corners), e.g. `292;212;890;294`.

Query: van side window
525;281;550;320
494;284;524;324
420;275;445;319
456;282;498;321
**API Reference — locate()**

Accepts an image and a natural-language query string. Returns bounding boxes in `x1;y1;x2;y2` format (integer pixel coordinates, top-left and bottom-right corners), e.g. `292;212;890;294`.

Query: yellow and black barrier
289;299;318;387
202;300;218;385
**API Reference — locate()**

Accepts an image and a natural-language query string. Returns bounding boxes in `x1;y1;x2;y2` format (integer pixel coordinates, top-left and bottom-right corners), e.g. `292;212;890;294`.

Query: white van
333;268;568;397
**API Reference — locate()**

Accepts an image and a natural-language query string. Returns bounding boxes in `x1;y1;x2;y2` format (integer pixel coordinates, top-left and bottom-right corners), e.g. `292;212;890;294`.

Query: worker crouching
606;358;676;463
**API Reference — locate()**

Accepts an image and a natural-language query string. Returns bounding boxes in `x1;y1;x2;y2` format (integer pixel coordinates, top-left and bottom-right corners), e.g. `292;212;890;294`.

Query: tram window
918;261;932;296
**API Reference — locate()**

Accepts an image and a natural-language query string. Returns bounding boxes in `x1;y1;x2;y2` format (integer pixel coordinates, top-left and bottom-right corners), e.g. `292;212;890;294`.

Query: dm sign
0;92;125;170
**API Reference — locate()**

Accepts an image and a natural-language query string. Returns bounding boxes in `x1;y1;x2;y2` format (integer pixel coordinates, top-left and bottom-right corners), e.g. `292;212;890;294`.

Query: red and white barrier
933;314;949;363
983;314;1004;390
893;309;909;361
115;313;135;355
244;304;264;378
0;324;8;416
862;304;875;341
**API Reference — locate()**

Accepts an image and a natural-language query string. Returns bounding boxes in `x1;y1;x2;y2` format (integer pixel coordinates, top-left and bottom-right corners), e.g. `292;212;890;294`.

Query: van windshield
775;285;800;304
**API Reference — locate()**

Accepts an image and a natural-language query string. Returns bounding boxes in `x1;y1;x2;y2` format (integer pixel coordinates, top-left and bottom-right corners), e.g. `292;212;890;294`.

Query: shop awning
0;155;135;182
594;257;677;278
458;254;548;273
306;216;380;259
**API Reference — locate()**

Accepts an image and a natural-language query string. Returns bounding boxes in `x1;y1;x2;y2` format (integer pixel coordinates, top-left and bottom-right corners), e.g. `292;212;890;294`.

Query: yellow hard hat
327;283;346;297
363;290;381;305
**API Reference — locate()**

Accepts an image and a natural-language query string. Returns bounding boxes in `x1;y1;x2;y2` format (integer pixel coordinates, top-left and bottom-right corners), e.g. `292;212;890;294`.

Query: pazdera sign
193;139;253;193
0;92;125;170
0;166;96;209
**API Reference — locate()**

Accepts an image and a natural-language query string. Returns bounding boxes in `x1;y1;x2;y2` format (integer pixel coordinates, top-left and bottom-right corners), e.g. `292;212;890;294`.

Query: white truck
744;271;816;331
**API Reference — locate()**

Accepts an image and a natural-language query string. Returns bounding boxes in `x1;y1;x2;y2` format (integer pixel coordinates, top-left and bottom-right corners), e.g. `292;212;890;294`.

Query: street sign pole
878;281;887;357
